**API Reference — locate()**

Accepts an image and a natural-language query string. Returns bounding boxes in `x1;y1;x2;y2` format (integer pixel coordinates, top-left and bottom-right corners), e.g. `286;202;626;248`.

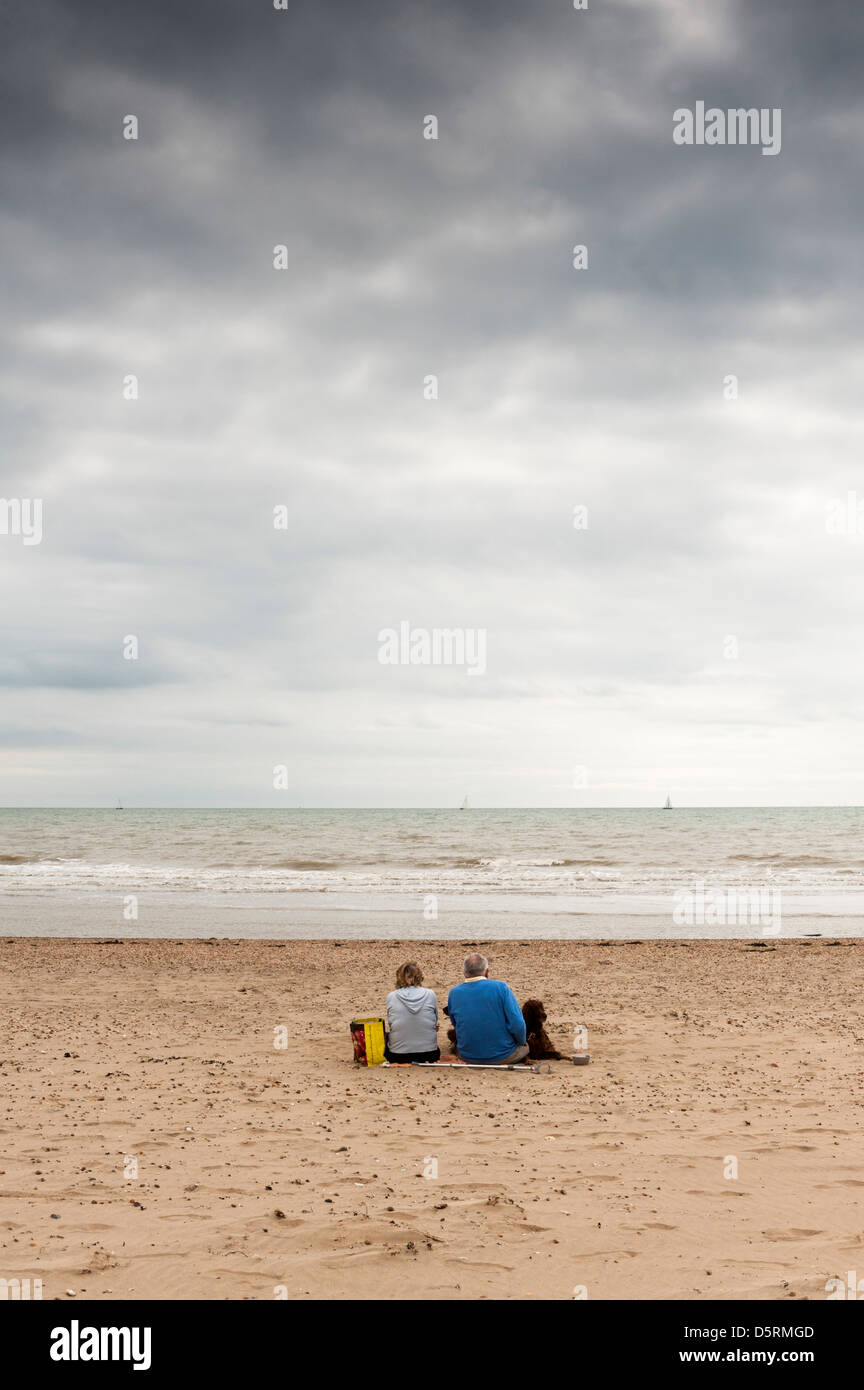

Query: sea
1;807;863;939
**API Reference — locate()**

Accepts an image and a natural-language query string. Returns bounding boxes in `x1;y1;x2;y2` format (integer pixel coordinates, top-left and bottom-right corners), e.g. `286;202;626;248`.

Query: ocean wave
4;806;864;897
728;853;839;865
270;860;340;871
4;859;864;897
478;856;566;867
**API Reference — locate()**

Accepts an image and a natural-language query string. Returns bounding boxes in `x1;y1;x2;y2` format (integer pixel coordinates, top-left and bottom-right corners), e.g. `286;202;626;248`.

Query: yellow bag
350;1016;386;1066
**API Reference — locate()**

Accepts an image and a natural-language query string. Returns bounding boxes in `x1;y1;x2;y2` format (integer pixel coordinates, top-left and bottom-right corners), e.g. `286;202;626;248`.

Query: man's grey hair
463;952;488;978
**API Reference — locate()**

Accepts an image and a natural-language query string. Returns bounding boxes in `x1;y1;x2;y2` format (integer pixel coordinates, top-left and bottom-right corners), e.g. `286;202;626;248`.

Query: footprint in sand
753;1144;817;1154
447;1257;515;1271
761;1228;823;1240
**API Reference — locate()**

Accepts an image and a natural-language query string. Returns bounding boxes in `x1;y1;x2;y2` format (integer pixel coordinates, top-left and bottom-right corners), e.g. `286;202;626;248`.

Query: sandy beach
1;937;862;1301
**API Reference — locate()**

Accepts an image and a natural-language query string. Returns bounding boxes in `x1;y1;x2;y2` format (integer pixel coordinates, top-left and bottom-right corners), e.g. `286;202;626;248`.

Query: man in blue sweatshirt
446;953;528;1065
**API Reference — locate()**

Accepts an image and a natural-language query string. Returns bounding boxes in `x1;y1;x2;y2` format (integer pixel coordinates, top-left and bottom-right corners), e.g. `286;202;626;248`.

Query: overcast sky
1;0;863;807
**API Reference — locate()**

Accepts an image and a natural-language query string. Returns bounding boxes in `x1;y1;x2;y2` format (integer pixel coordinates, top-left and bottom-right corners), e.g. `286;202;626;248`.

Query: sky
1;0;863;808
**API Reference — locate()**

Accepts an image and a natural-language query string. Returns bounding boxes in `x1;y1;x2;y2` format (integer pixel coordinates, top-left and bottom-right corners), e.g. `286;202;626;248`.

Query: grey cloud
0;0;862;804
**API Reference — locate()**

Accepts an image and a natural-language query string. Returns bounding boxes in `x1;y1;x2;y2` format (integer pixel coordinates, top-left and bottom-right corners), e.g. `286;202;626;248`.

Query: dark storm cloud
1;0;863;804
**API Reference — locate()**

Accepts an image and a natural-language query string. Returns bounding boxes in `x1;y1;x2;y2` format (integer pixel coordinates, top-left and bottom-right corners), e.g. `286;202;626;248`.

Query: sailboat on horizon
459;794;469;810
662;793;672;810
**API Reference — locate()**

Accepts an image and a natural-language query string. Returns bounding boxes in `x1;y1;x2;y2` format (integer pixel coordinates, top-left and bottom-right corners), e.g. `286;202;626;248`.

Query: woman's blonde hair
396;961;424;989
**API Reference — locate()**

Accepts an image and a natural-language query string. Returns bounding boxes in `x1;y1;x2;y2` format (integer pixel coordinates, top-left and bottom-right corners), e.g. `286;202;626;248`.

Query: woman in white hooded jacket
384;961;439;1064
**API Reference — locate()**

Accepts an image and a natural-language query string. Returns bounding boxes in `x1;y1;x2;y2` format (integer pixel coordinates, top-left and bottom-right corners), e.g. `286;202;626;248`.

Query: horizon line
2;804;864;812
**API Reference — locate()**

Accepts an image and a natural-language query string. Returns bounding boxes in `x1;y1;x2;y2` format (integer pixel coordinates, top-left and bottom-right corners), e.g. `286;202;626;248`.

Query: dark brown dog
522;998;562;1060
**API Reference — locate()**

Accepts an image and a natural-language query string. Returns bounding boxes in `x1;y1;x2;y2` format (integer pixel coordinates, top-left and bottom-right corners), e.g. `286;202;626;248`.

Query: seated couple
385;952;560;1066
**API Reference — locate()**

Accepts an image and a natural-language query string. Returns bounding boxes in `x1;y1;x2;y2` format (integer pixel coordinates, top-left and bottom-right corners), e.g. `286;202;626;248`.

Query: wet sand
1;937;862;1300
2;891;862;939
